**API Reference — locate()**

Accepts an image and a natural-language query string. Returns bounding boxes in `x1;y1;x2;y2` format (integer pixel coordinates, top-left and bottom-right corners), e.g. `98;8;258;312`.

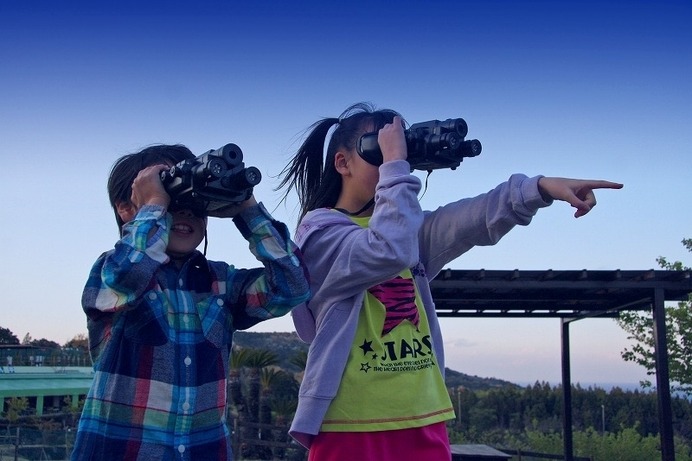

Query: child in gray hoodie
278;102;622;461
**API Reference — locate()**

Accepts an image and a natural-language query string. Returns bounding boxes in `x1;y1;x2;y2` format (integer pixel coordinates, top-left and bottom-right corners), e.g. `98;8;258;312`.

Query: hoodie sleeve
292;160;423;340
419;174;552;278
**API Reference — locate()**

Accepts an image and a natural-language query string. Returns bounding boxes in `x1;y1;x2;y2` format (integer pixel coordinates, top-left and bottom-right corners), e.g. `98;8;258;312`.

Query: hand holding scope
357;117;482;171
160;143;261;214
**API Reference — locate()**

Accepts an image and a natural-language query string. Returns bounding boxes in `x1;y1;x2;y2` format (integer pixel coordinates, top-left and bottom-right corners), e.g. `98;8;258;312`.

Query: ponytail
277;102;402;221
277;117;340;220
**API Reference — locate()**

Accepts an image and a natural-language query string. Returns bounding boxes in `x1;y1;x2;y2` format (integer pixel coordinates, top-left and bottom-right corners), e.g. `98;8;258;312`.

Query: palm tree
238;348;278;459
258;368;285;459
290;349;308;386
269;392;299;460
245;350;279;423
228;347;252;420
260;368;282;425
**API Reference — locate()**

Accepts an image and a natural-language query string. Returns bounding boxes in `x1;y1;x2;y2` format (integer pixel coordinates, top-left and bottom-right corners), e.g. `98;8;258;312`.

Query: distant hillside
233;331;309;374
444;367;520;391
233;331;518;390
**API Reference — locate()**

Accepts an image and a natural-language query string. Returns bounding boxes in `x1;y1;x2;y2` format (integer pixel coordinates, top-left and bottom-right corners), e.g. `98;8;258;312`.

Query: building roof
0;369;93;399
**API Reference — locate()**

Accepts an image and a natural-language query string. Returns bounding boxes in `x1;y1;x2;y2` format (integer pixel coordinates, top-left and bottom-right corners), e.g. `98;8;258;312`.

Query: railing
0;427;74;461
231;419;306;461
0;348;91;369
500;448;593;461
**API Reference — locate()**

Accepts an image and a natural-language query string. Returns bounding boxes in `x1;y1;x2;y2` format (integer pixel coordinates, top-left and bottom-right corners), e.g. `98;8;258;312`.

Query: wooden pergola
431;268;692;461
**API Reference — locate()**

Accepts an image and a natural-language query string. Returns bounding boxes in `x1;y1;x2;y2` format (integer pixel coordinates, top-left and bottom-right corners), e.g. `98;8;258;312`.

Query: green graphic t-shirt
321;216;454;432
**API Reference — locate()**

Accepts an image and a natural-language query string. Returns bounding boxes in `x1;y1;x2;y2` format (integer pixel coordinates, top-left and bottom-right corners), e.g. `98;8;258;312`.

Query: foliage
521;427;692;461
63;334;89;351
0;326;20;345
445;367;519;391
3;397;29;431
446;382;692;461
18;332;61;349
228;346;301;460
617;238;692;395
448;382;692;444
30;338;61;349
233;331;309;374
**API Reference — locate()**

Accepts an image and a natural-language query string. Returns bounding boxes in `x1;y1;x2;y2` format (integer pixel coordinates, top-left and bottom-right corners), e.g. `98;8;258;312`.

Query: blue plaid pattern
73;204;309;461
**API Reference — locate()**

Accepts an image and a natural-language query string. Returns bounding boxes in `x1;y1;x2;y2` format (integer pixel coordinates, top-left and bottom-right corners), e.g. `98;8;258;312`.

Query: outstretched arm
538;177;623;218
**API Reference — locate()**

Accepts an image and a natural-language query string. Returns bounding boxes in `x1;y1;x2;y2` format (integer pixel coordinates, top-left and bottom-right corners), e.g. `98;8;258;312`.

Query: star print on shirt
360;362;371;373
368;275;419;336
359;339;374;355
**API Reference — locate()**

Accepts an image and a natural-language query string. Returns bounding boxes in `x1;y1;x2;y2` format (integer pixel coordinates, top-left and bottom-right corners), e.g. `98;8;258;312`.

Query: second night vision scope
357;117;482;171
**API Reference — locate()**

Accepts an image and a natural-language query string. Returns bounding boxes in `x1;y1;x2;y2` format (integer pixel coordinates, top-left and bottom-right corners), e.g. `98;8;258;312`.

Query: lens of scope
437;118;468;137
206;158;227;178
460;139;482;157
220;143;243;166
244;167;262;186
424;132;461;152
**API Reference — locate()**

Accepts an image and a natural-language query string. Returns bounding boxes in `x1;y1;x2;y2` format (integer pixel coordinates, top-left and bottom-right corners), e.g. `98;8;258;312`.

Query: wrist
537;177;553;202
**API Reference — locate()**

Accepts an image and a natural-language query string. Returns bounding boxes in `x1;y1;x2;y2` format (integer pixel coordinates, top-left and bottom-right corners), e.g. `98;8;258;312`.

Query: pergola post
561;318;574;461
653;287;675;461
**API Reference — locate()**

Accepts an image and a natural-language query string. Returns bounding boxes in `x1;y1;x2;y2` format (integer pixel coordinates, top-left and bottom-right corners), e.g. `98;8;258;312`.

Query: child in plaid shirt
72;144;310;461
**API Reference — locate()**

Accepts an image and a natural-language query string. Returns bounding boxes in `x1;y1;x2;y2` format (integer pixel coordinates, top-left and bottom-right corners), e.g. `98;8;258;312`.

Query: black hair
277;102;402;221
107;144;195;233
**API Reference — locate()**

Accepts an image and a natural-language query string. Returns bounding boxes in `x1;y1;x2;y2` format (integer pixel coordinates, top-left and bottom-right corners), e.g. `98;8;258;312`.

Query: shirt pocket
197;296;234;349
122;298;168;346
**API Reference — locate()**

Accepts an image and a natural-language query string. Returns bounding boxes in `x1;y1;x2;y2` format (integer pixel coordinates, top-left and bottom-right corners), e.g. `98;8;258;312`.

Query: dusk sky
1;0;690;386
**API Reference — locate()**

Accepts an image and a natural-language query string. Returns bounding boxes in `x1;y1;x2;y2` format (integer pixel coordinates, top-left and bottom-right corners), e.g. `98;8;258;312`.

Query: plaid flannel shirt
72;203;309;461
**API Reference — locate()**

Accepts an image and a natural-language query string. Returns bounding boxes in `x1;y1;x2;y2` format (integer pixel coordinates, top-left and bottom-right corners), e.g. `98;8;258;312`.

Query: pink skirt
307;422;451;461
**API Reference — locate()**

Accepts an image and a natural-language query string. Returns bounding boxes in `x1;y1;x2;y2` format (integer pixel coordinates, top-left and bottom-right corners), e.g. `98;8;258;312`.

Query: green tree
2;397;29;431
228;347;252;422
228;348;279;460
64;334;89;351
617;238;692;395
30;338;61;349
0;326;20;345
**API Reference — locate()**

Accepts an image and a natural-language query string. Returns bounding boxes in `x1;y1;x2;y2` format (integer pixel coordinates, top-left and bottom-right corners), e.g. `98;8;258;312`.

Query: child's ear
116;201;137;223
334;151;350;175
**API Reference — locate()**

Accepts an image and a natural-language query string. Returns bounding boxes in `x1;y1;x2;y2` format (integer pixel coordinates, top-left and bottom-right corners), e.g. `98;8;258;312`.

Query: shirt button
183;402;190;411
183;315;189;323
179;279;184;287
178;444;185;454
148;292;156;300
184;356;192;366
216;299;223;306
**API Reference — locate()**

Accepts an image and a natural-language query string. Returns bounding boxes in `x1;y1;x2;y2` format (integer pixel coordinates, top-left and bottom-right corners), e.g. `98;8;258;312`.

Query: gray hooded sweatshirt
289;160;551;448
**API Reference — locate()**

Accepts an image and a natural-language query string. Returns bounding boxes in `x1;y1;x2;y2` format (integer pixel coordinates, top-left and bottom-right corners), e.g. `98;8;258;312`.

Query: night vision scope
160;143;261;214
357;117;482;171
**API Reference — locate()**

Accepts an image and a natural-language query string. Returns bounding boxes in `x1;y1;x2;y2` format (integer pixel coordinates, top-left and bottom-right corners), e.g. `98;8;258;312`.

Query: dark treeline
449;382;692;459
451;381;692;441
448;382;692;460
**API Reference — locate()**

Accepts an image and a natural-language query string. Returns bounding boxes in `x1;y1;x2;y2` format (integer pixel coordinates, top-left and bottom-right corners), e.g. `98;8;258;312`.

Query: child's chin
166;248;198;260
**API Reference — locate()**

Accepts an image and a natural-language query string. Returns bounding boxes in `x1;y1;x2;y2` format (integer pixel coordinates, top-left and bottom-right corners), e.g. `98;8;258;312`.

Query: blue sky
1;0;690;385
